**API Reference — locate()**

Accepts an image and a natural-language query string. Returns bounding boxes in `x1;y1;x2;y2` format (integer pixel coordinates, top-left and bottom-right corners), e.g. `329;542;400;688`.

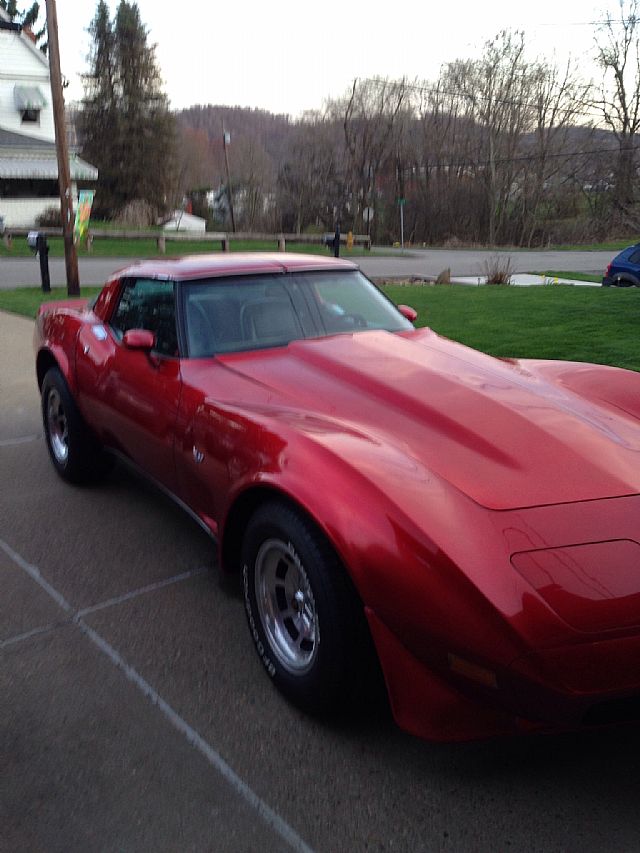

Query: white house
0;11;97;228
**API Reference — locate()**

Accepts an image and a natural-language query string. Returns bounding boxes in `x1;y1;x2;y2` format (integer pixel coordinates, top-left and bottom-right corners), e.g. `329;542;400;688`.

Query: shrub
113;200;156;228
35;206;62;227
484;255;513;285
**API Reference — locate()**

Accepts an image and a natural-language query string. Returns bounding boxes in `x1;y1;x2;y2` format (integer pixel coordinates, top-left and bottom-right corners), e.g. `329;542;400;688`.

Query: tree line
79;0;640;246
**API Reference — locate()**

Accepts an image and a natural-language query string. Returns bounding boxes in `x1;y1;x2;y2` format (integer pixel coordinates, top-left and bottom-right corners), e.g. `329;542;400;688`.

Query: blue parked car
603;243;640;286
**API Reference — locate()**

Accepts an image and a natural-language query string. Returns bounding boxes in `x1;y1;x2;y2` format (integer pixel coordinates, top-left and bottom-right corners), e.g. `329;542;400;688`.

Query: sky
52;0;621;117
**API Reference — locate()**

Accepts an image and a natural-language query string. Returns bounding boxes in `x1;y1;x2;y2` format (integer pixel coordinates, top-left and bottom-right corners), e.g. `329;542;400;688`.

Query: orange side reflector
448;653;498;688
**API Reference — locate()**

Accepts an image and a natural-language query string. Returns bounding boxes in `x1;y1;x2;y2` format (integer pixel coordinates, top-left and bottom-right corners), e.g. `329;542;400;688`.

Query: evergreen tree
81;1;176;219
81;2;118;214
0;0;47;51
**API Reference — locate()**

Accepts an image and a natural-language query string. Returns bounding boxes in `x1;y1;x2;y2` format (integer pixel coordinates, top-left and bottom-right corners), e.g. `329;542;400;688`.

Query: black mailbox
27;231;51;292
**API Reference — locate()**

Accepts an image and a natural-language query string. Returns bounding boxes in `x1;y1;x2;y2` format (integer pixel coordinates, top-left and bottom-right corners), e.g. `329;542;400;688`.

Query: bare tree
594;0;640;212
228;137;276;230
277;115;341;233
518;60;592;245
449;31;537;244
174;127;216;202
412;73;489;244
338;78;408;239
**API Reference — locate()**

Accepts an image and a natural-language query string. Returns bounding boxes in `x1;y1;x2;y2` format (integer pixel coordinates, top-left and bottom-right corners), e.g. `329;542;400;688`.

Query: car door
172;275;303;532
75;277;182;492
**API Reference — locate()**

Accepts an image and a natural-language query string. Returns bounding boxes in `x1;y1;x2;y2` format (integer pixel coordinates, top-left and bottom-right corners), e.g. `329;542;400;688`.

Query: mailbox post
27;231;51;293
324;224;341;257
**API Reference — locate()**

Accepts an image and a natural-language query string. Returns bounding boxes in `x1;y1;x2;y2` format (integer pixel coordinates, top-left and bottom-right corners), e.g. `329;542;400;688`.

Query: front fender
523;359;640;421
220;421;528;674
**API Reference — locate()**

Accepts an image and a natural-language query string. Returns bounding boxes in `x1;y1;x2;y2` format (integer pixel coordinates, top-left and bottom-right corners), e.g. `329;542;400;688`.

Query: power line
533;19;639;26
404;142;628;173
363;76;609;123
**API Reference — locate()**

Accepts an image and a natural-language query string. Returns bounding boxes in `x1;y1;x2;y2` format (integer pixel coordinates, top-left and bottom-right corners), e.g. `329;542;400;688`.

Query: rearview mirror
123;329;155;350
398;304;418;323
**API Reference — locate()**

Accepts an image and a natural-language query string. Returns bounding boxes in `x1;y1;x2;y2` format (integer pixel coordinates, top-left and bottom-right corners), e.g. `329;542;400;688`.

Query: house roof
0;127;98;181
0;153;98;180
0;7;49;66
0;127;55;150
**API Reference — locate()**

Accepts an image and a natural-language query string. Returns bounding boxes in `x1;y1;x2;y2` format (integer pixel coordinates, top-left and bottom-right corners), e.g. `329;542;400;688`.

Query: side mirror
123;328;155;350
398;304;418;323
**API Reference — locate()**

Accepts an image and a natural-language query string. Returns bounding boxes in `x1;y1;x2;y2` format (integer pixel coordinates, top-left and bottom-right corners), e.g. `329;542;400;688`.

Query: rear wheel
42;367;112;484
612;276;639;287
242;501;376;715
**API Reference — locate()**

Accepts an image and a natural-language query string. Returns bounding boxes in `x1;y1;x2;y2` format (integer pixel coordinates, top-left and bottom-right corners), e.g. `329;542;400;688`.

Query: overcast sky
54;0;619;116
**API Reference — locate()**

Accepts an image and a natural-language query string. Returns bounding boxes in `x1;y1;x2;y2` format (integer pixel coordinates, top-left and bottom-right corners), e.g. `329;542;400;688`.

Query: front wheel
41;367;112;484
242;501;375;716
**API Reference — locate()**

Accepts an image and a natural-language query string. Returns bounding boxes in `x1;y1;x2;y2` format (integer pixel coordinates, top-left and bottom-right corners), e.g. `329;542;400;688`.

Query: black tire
41;367;112;484
242;501;376;716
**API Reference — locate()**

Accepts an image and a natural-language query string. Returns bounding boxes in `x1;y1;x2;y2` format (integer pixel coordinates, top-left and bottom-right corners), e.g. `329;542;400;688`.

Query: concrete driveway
3;310;640;851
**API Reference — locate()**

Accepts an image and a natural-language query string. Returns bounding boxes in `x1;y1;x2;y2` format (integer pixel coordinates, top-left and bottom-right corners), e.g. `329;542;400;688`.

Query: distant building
0;10;97;228
162;210;207;232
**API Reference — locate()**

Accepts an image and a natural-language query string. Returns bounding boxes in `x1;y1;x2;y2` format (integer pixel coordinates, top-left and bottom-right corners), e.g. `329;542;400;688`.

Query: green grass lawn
382;283;639;371
2;283;637;372
0;236;373;259
0;287;102;318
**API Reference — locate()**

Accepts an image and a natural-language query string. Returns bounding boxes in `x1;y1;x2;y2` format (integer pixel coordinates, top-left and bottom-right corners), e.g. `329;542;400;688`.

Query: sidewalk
451;273;601;287
0;311;40;442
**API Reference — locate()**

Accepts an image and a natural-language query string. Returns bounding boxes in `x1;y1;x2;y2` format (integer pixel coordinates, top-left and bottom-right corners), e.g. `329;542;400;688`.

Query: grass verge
0;287;101;317
3;283;637;372
541;271;601;283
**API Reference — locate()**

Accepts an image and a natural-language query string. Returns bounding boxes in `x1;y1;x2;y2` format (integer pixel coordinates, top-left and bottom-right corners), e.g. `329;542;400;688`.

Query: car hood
216;329;640;510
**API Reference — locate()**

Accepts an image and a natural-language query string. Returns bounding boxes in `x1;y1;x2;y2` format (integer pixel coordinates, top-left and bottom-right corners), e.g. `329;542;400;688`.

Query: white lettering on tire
243;563;277;678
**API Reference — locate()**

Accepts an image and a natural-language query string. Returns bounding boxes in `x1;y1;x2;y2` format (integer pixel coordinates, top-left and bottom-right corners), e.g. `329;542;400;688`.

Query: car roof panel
112;252;359;282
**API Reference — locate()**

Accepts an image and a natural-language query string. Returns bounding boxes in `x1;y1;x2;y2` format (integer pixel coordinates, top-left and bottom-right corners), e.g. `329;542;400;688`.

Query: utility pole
221;121;236;233
45;0;79;295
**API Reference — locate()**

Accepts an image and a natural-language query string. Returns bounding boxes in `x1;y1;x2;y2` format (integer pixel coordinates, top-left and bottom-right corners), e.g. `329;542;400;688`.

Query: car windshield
182;270;413;357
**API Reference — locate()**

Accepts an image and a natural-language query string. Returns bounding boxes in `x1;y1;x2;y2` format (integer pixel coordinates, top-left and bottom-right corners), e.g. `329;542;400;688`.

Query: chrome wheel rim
46;388;69;464
255;539;319;674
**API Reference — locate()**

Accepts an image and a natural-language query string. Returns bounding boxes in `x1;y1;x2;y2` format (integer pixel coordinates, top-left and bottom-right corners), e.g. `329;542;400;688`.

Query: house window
13;85;46;125
21;108;40;124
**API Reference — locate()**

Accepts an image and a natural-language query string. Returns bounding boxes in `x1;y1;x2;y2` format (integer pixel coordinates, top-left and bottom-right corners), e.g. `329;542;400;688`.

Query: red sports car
34;253;640;740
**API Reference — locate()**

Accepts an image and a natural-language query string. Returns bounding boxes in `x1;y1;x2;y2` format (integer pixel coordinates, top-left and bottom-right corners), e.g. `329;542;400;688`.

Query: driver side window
111;278;179;357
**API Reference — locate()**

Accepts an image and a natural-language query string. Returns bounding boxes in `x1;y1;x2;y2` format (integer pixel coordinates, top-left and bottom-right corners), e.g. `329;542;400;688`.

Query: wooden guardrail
2;228;372;253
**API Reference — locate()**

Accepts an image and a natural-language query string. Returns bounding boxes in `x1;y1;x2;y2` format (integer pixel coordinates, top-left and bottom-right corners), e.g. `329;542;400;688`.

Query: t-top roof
111;253;359;282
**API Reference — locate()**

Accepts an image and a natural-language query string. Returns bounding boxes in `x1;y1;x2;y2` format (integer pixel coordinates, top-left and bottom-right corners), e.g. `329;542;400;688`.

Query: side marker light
448;653;498;688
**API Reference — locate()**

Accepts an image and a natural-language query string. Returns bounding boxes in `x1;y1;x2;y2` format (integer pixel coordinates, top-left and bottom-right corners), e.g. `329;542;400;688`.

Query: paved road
363;248;610;279
3;310;640;851
0;247;612;288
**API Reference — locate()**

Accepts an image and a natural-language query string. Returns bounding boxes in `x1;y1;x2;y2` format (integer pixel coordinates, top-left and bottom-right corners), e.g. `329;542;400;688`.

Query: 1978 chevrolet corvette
34;253;640;740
